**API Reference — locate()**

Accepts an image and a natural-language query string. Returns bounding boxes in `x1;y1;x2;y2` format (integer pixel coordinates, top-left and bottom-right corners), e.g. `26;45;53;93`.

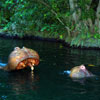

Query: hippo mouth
16;58;39;70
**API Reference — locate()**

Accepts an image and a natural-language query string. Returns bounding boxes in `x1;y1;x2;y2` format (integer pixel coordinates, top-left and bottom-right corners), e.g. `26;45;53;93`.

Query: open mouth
16;58;39;70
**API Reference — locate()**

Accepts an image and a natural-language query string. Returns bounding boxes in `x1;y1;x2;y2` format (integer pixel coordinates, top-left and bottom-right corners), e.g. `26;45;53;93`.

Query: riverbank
1;0;100;50
0;31;100;50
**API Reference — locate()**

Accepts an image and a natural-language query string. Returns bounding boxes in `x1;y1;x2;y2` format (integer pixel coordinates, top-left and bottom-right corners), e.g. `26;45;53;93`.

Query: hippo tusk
28;63;34;71
31;64;34;71
31;66;34;71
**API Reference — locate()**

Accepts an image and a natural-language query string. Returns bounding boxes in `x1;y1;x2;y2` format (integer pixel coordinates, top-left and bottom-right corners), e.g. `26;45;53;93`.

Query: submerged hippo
64;65;94;79
0;47;39;71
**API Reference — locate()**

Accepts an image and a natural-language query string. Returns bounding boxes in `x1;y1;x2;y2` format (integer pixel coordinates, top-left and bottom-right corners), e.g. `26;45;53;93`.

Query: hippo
64;65;94;79
0;47;39;71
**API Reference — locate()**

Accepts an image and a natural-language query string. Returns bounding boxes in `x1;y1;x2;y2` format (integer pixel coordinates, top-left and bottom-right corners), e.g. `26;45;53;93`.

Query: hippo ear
14;47;20;50
80;65;86;70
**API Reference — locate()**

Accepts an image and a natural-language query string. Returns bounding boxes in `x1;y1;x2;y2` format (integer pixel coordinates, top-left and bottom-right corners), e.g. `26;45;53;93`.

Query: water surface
0;38;100;100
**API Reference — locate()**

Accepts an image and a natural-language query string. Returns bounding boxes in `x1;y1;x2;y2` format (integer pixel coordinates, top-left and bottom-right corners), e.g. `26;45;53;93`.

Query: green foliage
78;0;94;20
94;33;100;39
70;23;92;47
0;0;99;47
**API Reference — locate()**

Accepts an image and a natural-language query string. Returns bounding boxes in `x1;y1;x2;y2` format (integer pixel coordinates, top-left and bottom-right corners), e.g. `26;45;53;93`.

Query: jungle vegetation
0;0;100;47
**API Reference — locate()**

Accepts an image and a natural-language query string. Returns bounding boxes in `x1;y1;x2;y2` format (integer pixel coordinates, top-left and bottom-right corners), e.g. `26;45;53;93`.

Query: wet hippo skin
0;47;40;71
69;65;94;79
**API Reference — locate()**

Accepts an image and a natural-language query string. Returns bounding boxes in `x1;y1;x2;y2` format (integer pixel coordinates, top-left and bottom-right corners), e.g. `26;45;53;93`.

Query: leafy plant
0;0;99;47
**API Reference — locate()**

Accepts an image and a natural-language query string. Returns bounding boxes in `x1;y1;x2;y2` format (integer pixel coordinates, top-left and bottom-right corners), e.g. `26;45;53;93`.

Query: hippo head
1;47;40;71
70;65;94;79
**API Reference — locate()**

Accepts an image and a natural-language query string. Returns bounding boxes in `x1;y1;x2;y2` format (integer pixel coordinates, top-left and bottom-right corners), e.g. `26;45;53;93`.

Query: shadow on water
0;38;100;100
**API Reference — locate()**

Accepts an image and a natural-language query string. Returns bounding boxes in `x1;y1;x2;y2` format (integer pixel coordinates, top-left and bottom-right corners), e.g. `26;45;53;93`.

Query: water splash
63;70;71;75
0;63;7;67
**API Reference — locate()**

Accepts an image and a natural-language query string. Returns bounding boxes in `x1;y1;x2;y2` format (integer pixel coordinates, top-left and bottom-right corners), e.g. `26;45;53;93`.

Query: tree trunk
69;0;78;24
90;0;99;23
95;0;100;34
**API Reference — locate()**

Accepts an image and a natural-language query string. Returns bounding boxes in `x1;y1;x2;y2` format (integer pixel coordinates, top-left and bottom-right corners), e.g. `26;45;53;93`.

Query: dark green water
0;38;100;100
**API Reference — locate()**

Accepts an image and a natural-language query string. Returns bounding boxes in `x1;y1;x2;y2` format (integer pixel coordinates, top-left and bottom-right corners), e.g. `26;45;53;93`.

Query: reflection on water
0;68;39;100
8;70;39;94
0;38;100;100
